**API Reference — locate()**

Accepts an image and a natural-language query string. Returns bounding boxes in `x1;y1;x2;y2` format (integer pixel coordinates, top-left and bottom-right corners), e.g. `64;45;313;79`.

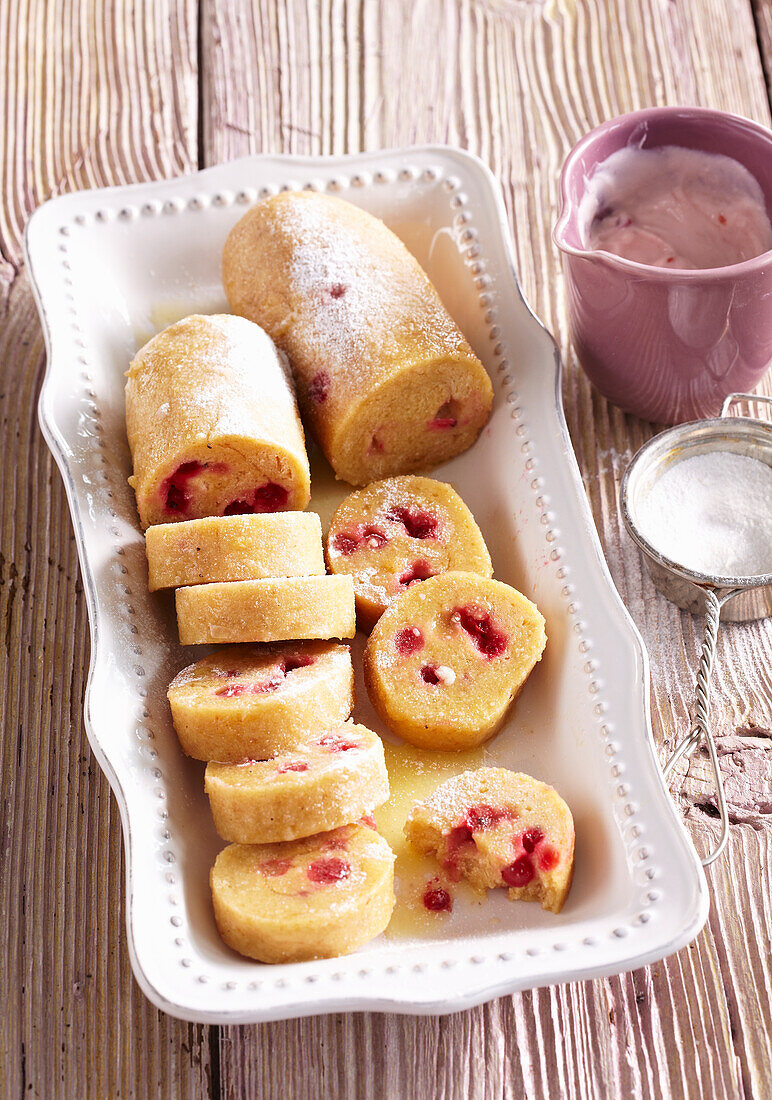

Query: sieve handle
721;392;772;419
662;587;741;867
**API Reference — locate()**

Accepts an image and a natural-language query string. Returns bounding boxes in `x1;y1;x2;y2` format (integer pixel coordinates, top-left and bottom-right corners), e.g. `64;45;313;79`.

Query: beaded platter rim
26;147;708;1023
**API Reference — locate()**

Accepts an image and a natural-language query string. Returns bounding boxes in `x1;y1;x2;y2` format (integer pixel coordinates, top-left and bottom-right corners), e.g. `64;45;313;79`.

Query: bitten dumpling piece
326;476;492;628
205;721;389;843
222;191;494;486
168;642;354;761
210;823;395;962
404;768;574;913
175;574;356;645
145;512;324;591
125;314;310;529
363;571;546;750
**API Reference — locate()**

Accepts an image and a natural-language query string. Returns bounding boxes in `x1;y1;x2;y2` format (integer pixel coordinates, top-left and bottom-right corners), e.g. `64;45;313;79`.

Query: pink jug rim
553;106;772;280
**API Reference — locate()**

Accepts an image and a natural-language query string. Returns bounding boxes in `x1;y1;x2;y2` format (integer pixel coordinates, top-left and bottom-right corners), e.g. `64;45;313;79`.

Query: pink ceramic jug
553;107;772;423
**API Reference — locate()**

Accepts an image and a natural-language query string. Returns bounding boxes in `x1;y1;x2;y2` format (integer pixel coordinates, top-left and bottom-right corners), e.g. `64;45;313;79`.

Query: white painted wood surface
2;1;771;1096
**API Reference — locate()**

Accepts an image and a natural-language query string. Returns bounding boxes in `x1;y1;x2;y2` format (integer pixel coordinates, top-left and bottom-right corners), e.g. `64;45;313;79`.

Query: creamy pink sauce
580;145;772;269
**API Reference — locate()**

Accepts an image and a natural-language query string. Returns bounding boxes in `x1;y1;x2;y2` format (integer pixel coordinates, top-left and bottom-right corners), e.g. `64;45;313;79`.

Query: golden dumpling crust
174;574;356;646
145;511;324;591
222;192;494;486
125;314;310;529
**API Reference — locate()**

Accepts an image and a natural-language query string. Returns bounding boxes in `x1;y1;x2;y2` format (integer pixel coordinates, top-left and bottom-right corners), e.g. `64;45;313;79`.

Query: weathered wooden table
2;2;771;1096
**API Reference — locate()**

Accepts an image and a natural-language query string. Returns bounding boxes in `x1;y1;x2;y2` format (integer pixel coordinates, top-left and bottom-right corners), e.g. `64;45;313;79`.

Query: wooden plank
0;2;213;1097
752;0;772;108
202;1;772;1097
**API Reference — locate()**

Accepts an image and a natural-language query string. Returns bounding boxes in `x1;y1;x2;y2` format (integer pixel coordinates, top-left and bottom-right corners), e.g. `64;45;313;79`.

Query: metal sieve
620;393;772;866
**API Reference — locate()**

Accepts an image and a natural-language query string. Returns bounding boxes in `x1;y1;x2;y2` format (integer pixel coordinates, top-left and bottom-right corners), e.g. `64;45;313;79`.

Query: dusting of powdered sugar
133;314;303;445
635;450;772;577
204;314;299;427
271;195;465;386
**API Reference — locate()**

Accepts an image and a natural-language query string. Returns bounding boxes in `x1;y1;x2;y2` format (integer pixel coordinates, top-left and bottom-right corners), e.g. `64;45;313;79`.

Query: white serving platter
26;147;708;1023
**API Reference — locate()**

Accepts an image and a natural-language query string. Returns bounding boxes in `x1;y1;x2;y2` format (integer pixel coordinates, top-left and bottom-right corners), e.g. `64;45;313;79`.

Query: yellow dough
326;476;492;629
222;191;494;486
210;823;395;962
125;314;310;529
175;574;356;645
205;721;389;843
363;571;546;750
167;641;354;761
145;512;324;591
404;768;574;913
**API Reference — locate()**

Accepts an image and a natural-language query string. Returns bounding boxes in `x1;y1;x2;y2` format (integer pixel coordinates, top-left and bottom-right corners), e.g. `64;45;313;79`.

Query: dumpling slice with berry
326;475;492;630
205;720;389;844
363;571;546;750
404;767;574;913
211;822;395;962
167;641;354;762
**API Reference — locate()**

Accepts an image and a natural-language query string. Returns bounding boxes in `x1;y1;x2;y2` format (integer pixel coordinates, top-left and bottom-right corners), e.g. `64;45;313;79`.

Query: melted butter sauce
375;741;490;938
132;298;228;351
307;439;349;528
